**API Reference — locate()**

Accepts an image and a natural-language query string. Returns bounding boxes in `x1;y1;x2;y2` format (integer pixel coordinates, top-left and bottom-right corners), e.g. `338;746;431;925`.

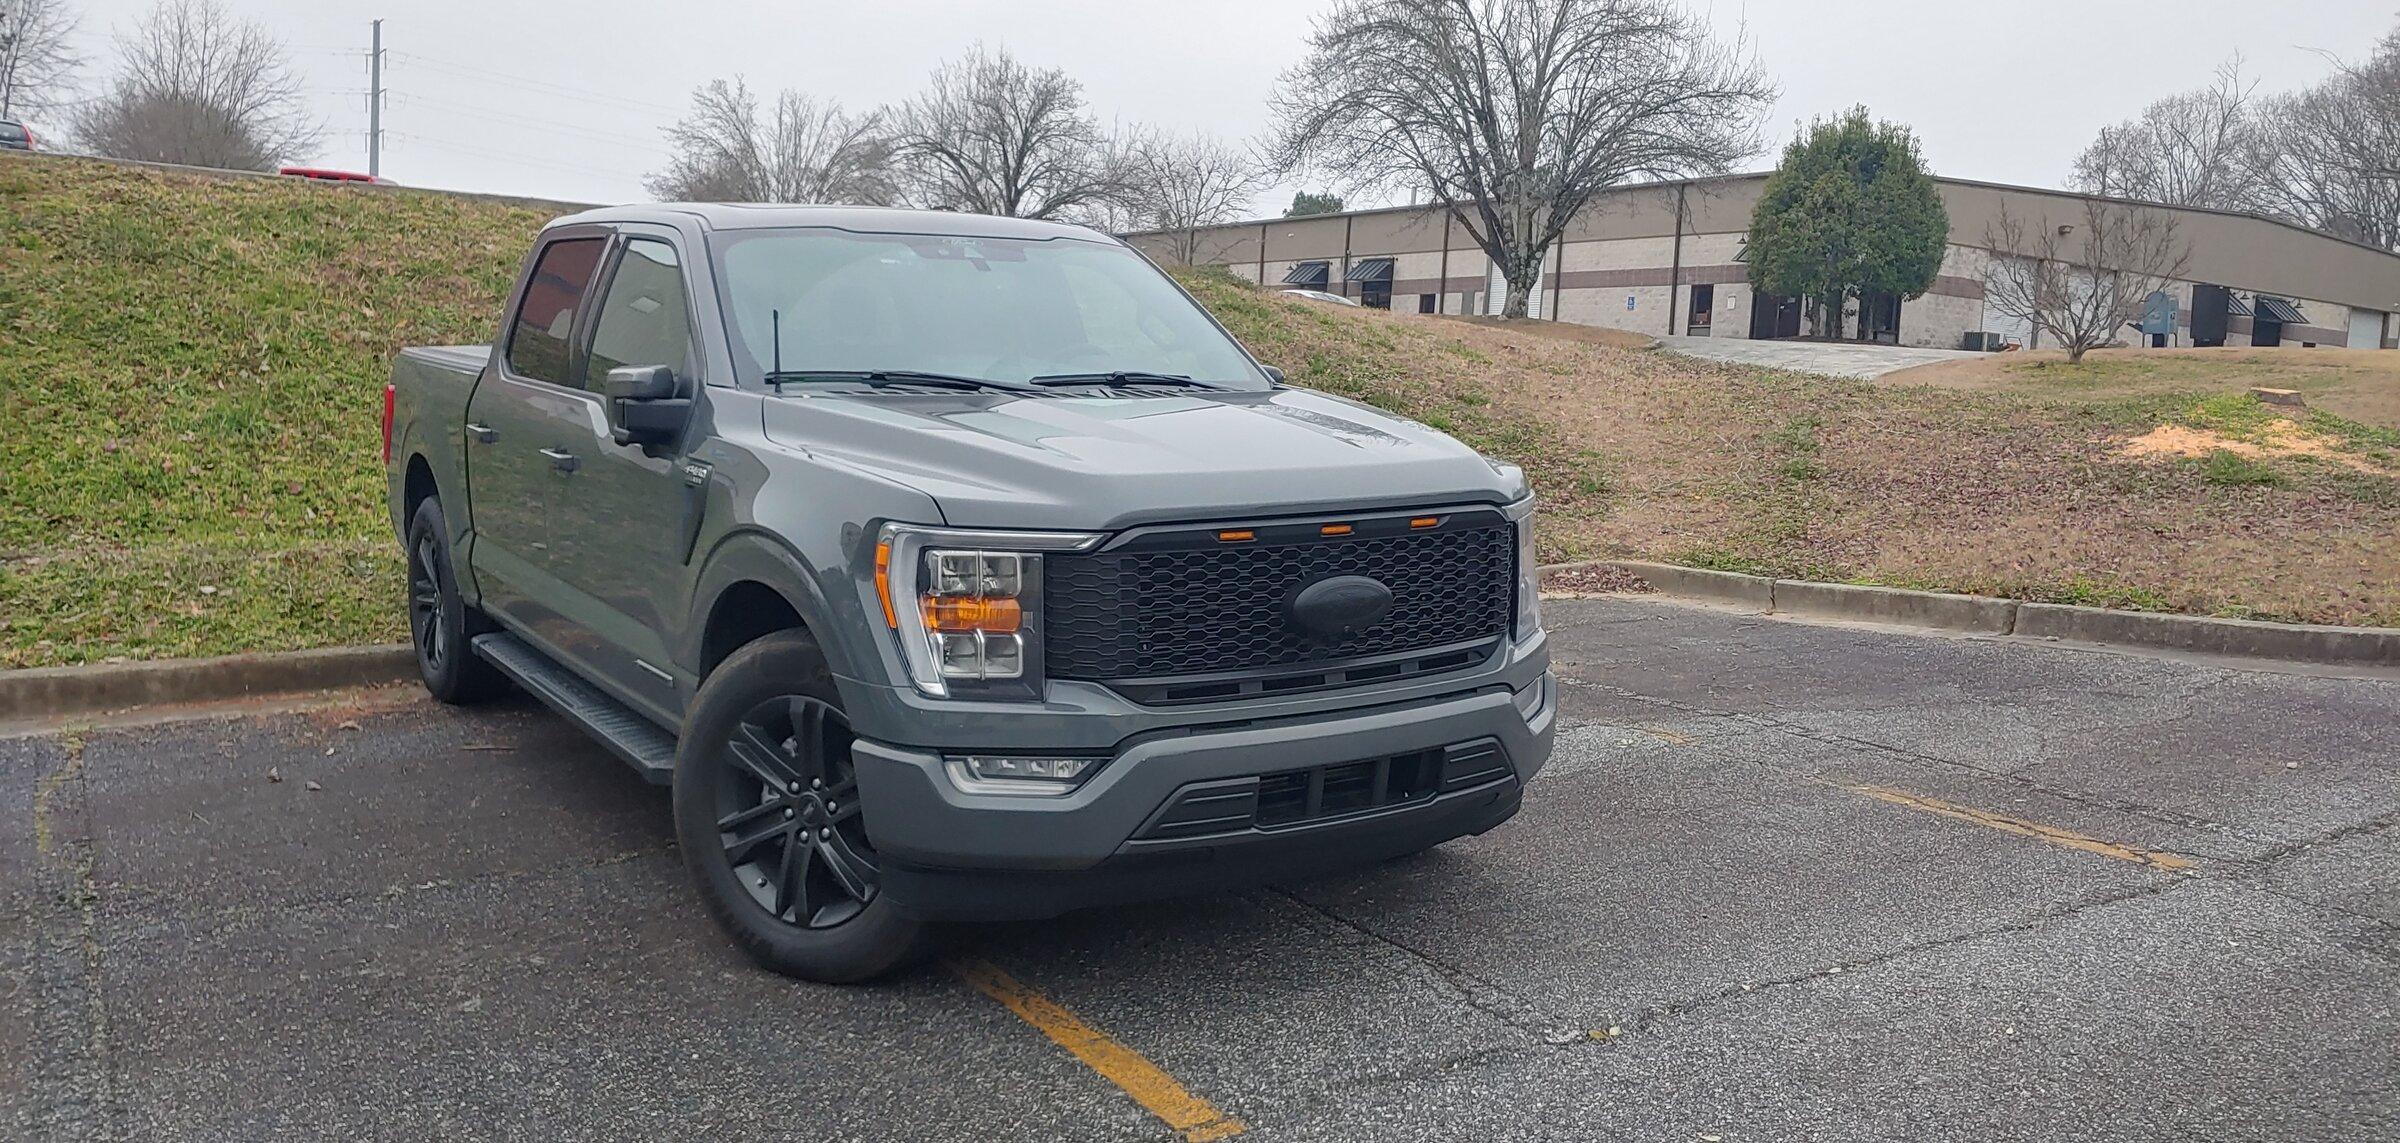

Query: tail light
380;382;396;463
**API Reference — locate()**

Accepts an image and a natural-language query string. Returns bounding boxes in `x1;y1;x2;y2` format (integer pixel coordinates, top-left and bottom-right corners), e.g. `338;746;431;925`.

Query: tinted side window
584;239;694;390
0;122;26;144
506;237;606;387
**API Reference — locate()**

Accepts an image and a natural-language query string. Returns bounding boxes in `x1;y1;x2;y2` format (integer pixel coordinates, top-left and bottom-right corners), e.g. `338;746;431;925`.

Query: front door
1750;293;1801;339
544;233;704;716
464;232;608;642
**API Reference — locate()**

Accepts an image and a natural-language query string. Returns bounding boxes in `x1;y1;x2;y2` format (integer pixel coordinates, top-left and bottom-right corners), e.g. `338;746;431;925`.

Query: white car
1281;288;1361;307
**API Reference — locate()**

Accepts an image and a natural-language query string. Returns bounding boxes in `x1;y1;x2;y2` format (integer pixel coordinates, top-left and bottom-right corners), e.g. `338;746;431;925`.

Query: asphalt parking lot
6;597;2395;1141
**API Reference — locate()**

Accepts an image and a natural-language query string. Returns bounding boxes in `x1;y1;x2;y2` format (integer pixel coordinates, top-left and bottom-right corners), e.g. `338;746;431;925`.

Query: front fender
678;528;876;706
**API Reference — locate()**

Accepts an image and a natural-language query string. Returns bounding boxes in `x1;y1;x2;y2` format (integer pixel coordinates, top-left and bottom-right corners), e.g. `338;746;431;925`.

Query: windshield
711;229;1270;390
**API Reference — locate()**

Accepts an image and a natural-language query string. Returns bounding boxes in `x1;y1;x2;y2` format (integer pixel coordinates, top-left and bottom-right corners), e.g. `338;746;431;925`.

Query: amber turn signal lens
921;595;1023;633
874;542;897;627
1410;517;1440;529
1320;523;1353;536
1217;529;1256;542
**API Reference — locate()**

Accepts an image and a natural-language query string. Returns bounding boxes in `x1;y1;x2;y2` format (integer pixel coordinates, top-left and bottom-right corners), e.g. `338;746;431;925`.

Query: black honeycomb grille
1043;522;1513;681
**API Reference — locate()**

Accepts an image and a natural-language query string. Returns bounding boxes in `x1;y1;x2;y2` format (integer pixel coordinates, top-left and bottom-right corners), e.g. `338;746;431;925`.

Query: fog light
944;754;1100;796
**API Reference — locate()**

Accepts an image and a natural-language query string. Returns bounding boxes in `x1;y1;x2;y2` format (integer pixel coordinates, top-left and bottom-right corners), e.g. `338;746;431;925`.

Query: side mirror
603;365;690;446
1261;365;1286;385
605;365;678;402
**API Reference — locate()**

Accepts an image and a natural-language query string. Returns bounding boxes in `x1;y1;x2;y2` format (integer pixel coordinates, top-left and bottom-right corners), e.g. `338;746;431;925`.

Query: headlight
1507;497;1541;638
874;524;1102;698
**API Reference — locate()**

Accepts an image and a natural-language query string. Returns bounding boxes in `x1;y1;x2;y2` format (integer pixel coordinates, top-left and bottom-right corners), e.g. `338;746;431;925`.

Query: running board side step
471;632;677;785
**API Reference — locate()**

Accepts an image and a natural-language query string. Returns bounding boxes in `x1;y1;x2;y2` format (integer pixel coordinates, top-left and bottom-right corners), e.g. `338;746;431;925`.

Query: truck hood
759;387;1527;530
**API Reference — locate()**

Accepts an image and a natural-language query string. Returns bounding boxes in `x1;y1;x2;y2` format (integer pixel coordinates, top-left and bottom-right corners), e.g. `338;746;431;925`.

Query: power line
389;132;642;182
395;92;670;154
387;50;683;117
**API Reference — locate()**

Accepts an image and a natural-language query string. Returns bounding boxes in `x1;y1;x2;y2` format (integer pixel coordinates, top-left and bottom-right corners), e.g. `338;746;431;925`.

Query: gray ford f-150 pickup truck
384;204;1554;981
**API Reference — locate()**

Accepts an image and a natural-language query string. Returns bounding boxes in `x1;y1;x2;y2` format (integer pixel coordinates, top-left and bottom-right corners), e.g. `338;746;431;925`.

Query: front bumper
848;669;1555;921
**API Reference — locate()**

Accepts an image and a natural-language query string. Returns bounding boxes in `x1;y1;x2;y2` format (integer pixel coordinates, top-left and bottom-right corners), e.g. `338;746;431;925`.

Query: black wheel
404;497;507;705
673;630;926;983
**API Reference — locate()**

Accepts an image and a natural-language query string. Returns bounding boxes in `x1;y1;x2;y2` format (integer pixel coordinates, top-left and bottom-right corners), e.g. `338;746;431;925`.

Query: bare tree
889;44;1133;220
647;78;895;204
1126;129;1272;260
71;0;319;170
2247;31;2400;250
1;0;86;119
2069;57;2265;209
1270;0;1774;318
1983;199;2190;364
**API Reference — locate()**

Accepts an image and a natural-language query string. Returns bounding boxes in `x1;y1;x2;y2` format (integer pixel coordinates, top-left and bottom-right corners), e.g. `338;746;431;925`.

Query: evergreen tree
1747;108;1947;339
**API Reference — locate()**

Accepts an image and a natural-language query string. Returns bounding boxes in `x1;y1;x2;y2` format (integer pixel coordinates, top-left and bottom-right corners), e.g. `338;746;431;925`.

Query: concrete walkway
1660;334;1987;378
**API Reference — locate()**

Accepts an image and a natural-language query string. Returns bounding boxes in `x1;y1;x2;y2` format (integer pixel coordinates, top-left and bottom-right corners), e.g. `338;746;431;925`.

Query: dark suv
384;204;1554;981
0;120;34;152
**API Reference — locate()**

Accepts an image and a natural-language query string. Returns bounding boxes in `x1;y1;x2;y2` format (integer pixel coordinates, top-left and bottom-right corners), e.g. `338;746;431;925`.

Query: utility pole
367;18;385;177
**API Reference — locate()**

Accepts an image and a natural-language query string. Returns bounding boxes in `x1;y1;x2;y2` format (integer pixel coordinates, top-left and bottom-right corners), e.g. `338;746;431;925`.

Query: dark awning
2225;294;2253;318
1344;257;1395;282
1281;261;1330;286
2255;296;2308;325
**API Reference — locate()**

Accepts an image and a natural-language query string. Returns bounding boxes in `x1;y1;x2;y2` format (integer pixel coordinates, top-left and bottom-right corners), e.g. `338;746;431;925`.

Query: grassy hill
0;156;552;667
3;154;2395;669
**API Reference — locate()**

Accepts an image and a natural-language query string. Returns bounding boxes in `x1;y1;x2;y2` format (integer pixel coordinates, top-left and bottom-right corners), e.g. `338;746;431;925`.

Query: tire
404;497;508;705
673;630;926;983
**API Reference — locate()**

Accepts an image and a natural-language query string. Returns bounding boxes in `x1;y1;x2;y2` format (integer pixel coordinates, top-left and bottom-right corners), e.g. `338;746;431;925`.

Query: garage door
2349;308;2389;349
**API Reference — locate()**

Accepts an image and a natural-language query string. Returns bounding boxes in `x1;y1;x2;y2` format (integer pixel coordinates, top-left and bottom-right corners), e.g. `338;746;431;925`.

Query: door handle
539;448;581;474
466;423;498;444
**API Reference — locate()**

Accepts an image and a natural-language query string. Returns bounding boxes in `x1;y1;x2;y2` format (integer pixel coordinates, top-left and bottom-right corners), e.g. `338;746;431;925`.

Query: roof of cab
546;203;1116;243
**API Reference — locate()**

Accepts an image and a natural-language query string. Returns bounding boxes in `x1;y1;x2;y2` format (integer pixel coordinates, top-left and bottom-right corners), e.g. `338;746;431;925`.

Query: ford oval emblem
1286;575;1395;641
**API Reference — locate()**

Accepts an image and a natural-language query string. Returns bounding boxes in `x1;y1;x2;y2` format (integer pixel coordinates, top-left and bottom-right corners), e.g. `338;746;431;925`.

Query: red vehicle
278;166;390;185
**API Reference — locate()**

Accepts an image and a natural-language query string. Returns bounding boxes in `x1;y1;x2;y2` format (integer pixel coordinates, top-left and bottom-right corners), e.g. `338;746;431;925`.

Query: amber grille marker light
1410;517;1440;529
1216;530;1256;543
1319;524;1354;536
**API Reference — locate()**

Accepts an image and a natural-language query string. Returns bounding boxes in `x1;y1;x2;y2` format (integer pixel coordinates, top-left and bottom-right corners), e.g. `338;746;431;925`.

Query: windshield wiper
1028;371;1226;390
764;369;1040;395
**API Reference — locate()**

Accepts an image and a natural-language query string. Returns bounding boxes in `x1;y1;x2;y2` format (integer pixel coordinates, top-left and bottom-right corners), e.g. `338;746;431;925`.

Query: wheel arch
682;528;865;691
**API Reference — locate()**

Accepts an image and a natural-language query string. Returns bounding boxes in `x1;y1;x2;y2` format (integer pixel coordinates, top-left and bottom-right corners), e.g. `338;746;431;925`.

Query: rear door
543;230;705;715
463;228;610;654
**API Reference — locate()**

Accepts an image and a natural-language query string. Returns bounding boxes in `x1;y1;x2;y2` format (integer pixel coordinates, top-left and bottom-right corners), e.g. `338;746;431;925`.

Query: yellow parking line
951;958;1246;1141
1839;784;2195;871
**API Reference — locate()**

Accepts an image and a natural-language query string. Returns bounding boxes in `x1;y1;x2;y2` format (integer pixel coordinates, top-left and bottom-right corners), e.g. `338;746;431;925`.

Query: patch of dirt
2116;422;2389;473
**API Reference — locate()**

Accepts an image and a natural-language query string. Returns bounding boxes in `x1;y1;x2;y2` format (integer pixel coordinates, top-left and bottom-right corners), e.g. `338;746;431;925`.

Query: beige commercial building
1129;173;2400;352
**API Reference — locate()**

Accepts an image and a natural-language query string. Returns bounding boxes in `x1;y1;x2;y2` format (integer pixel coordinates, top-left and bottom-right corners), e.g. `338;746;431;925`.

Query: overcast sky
45;0;2400;213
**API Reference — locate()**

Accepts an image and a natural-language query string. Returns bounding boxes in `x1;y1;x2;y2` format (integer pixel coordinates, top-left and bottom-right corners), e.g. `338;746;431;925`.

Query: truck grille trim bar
1131;739;1513;843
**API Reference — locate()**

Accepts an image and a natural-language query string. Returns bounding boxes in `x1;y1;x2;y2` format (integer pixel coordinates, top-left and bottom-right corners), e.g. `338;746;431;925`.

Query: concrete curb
1542;560;2398;668
1587;560;1775;609
2013;604;2399;665
0;645;417;724
1771;580;2018;635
